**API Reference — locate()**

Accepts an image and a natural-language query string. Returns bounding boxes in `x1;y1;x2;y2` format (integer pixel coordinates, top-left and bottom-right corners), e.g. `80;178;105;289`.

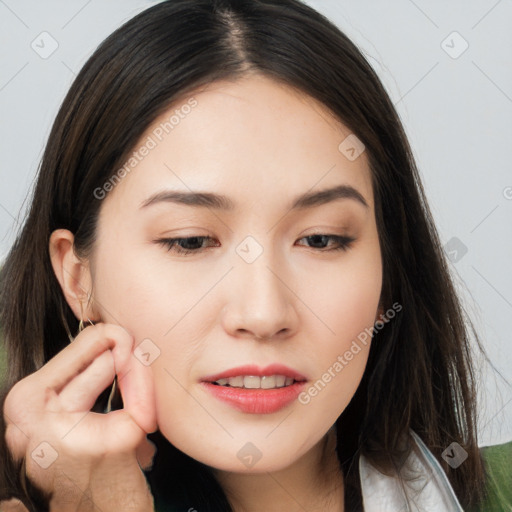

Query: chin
160;424;310;474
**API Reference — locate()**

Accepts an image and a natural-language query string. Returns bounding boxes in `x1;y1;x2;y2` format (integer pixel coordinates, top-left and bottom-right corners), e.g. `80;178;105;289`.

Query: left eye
156;234;355;256
295;234;355;252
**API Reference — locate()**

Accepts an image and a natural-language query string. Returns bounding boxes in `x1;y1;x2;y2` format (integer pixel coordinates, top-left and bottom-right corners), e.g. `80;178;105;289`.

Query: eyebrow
139;184;369;211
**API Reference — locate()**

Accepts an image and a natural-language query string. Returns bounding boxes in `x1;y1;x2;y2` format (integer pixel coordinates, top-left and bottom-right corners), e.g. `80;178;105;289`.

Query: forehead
101;74;373;213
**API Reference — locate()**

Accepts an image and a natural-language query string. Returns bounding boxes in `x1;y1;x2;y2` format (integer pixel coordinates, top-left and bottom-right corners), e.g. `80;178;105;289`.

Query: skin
5;73;383;511
3;324;156;511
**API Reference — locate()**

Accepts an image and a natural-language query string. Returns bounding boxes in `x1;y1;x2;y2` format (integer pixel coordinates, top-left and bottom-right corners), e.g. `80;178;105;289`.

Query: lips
200;364;308;414
201;381;307;414
201;364;308;383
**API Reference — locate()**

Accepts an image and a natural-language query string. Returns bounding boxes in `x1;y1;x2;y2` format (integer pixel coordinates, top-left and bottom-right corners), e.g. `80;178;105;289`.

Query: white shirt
359;430;464;511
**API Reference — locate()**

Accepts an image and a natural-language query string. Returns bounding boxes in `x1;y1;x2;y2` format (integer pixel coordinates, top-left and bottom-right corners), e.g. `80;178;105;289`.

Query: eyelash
155;234;355;256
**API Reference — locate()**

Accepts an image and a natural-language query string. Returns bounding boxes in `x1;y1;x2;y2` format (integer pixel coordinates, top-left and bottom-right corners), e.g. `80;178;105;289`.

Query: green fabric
469;440;512;512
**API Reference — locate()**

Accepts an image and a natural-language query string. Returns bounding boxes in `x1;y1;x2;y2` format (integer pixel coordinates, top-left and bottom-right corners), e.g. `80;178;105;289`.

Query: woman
0;0;509;510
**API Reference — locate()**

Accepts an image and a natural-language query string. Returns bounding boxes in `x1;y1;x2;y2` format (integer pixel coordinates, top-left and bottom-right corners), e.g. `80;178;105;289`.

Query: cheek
298;248;381;414
300;335;371;418
300;242;382;352
91;238;209;335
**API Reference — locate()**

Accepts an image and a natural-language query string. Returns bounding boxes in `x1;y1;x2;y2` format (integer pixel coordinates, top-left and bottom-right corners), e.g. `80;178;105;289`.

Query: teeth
214;375;296;389
228;376;244;387
275;375;286;387
261;376;276;389
244;376;261;389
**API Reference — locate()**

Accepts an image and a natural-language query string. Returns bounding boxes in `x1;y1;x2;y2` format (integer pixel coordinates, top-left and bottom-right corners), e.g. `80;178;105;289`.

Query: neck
213;427;344;512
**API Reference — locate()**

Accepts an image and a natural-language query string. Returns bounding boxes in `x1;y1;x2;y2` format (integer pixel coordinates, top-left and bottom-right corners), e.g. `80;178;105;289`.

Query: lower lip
201;381;307;414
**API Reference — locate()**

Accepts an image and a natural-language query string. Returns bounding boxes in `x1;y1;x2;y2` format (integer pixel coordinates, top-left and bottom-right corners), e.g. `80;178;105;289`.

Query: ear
49;229;100;322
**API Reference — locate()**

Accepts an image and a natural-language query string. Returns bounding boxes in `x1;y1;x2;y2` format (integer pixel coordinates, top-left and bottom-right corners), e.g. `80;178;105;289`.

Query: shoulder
359;431;510;512
359;430;466;511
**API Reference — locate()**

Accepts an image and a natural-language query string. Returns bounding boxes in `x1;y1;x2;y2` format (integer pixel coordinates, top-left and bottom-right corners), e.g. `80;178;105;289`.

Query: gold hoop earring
77;317;94;335
77;300;94;335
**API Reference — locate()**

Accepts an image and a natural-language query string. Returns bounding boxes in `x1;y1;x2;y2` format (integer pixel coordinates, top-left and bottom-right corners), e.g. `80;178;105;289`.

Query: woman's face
88;74;382;472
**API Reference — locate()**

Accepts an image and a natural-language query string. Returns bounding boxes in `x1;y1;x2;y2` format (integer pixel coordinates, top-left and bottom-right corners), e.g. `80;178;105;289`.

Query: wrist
48;457;154;512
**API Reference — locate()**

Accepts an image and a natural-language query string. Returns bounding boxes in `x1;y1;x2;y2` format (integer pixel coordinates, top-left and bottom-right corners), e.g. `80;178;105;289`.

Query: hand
3;323;156;511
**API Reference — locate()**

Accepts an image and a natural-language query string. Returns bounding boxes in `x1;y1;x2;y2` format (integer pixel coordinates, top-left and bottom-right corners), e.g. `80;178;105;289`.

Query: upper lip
201;364;308;383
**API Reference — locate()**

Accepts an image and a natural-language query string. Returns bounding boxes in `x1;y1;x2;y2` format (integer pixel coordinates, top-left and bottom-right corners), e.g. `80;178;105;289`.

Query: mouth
210;375;301;389
200;364;308;414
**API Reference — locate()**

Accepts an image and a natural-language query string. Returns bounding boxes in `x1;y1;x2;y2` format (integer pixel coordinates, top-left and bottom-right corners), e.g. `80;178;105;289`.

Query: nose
220;254;299;341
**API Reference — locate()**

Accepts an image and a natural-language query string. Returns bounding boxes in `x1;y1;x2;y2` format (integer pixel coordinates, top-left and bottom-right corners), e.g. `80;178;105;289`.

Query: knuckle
85;326;115;352
3;389;18;419
4;379;33;418
104;323;133;344
5;423;27;459
90;323;133;349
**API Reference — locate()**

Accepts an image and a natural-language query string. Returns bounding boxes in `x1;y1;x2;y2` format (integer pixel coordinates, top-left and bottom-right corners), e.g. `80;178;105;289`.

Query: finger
103;323;136;379
37;323;133;392
4;421;29;462
3;380;46;459
89;409;146;455
58;350;116;412
117;352;157;434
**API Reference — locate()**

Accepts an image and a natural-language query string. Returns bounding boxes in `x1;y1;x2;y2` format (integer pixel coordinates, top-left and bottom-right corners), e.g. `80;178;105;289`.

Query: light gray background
0;0;511;446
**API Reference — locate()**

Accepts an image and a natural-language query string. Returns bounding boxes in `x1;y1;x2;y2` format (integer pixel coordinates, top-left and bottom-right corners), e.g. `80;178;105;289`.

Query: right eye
155;236;220;256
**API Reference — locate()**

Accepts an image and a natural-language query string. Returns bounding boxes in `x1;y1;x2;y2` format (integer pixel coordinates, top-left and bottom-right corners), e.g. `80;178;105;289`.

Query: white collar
359;430;464;511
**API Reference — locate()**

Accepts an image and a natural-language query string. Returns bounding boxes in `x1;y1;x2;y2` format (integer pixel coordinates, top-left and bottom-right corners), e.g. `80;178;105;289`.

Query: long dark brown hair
0;0;487;510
